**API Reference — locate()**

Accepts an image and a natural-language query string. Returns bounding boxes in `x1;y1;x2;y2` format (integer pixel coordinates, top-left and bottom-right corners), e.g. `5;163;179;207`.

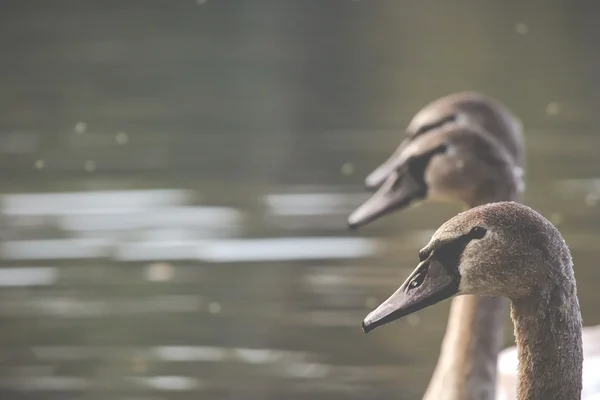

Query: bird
347;122;524;228
362;91;525;193
361;201;584;400
348;91;525;400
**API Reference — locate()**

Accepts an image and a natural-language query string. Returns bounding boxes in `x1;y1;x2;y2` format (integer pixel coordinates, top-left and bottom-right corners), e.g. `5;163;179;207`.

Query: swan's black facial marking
405;143;448;187
361;113;457;193
469;226;487;239
387;142;449;209
387;142;448;205
347;143;449;229
412;114;457;138
433;237;470;273
361;228;486;334
420;227;485;278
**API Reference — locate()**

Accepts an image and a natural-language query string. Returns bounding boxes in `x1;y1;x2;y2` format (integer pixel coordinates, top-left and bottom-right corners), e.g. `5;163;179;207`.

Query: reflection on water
1;189;376;262
0;187;394;398
2;1;600;400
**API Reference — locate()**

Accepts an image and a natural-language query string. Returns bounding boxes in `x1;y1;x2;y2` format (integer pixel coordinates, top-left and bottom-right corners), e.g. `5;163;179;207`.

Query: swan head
364;91;524;192
347;128;523;229
361;201;572;333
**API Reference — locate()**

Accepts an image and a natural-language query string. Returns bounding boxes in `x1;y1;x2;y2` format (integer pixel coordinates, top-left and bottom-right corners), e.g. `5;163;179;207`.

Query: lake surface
1;1;600;399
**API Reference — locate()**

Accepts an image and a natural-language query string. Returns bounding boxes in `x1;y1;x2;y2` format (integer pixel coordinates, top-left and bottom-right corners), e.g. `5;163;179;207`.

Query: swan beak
364;141;408;190
362;259;460;333
348;167;425;229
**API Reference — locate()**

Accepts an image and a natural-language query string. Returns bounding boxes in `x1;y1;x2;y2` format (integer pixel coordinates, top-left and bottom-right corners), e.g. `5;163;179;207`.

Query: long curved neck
423;195;520;400
423;295;507;400
511;283;583;400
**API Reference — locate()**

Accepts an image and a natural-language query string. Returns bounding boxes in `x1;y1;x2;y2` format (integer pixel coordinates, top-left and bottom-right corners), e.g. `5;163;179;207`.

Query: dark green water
1;2;600;399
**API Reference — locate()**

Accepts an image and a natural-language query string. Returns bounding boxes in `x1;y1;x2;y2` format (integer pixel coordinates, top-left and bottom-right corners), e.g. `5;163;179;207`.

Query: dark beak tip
361;319;373;334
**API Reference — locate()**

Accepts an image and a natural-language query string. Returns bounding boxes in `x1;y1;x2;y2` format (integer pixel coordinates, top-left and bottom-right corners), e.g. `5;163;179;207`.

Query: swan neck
423;295;507;400
511;282;583;400
423;193;520;400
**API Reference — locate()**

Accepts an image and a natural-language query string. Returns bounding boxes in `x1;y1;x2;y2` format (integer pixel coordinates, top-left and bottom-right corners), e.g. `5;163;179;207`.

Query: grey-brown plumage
405;92;525;168
364;91;525;192
347;92;525;400
438;202;583;400
362;201;583;400
347;118;524;229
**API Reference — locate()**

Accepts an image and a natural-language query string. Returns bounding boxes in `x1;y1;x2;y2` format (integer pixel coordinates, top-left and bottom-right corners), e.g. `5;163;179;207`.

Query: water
1;1;600;399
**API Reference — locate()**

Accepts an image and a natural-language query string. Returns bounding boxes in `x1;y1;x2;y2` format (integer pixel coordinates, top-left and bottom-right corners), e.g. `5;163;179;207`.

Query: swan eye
408;271;426;290
470;226;487;239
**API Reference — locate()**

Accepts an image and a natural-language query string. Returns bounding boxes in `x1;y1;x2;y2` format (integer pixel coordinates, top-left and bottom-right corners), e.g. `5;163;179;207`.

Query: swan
362;92;525;193
362;201;583;400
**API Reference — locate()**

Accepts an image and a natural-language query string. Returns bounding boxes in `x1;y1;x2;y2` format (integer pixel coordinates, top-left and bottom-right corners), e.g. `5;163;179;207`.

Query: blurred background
1;1;600;399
